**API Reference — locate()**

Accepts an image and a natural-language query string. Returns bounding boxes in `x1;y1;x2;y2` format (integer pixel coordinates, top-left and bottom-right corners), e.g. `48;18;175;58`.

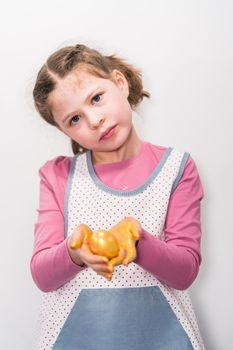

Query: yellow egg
89;230;119;259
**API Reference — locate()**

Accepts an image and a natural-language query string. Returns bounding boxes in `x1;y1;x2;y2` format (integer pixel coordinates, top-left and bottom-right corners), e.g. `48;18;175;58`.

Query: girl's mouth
99;125;117;141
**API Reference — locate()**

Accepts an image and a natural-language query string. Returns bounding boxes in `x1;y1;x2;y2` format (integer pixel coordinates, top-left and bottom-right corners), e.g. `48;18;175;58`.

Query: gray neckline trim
86;147;173;197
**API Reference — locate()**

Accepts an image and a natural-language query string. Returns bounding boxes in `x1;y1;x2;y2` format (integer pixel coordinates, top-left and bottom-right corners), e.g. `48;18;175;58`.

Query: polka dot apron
36;148;205;350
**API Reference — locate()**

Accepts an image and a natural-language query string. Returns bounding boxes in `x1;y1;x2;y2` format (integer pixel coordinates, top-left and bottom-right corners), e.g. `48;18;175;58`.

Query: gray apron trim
86;147;173;197
52;286;194;350
64;156;77;237
171;152;190;194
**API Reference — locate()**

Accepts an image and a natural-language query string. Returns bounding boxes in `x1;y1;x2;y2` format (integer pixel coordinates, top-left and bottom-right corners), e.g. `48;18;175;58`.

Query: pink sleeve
30;156;85;292
134;155;204;290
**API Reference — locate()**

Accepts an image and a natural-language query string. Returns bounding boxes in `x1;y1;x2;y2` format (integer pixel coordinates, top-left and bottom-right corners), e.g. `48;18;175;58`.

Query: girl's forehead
67;70;98;87
49;69;113;113
56;69;111;92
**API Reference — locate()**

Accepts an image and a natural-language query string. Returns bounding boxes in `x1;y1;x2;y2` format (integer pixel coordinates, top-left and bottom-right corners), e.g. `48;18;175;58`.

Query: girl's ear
111;69;129;98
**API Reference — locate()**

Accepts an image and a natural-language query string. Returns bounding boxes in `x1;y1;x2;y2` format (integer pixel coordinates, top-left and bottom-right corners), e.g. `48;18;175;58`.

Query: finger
70;224;93;249
123;252;131;265
109;248;126;269
123;248;136;266
120;247;126;258
81;239;109;261
78;247;110;268
91;264;113;274
70;228;85;249
97;271;112;281
78;239;106;259
83;251;109;265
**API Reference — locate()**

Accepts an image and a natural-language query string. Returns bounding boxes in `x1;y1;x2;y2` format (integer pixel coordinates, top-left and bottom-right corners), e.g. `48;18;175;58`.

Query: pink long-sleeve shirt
31;142;204;292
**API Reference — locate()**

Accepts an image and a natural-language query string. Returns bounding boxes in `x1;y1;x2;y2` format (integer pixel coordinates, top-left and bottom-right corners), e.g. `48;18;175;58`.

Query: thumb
70;225;85;249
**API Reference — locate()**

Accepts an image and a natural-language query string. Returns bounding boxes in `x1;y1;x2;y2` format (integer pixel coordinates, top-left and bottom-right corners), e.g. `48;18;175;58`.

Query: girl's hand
67;225;113;280
109;216;141;267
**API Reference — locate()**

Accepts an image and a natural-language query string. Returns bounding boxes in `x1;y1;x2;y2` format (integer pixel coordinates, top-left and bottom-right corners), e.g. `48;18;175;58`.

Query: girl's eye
70;115;80;126
92;93;102;103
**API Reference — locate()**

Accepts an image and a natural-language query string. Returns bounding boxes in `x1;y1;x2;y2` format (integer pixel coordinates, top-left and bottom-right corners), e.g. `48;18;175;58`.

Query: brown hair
33;43;150;154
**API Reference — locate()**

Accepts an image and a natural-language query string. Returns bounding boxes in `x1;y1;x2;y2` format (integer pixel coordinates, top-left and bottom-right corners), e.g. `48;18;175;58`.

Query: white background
0;0;232;349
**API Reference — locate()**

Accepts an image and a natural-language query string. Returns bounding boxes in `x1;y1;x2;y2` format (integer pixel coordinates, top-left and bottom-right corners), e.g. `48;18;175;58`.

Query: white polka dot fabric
36;148;205;349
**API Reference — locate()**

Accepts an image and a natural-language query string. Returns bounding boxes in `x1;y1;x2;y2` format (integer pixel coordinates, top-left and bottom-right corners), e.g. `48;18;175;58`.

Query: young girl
31;43;205;350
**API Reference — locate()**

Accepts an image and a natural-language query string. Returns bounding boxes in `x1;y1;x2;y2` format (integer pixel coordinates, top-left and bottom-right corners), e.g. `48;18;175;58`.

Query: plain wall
0;0;232;348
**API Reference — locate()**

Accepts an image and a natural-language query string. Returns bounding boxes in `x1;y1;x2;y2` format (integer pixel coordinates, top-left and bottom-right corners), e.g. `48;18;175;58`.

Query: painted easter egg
89;230;119;259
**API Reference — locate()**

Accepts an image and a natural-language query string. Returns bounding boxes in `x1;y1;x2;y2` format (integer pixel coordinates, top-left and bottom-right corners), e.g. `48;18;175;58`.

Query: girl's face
50;68;135;160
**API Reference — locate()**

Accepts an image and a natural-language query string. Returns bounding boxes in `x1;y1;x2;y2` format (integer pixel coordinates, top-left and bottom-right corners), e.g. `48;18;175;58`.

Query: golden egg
89;230;119;259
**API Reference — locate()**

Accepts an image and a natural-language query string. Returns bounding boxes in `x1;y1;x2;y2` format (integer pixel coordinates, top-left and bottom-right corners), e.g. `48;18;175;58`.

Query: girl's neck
91;127;142;165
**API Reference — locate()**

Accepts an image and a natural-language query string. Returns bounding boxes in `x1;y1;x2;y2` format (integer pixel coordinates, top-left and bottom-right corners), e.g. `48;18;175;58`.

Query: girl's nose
87;114;105;129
